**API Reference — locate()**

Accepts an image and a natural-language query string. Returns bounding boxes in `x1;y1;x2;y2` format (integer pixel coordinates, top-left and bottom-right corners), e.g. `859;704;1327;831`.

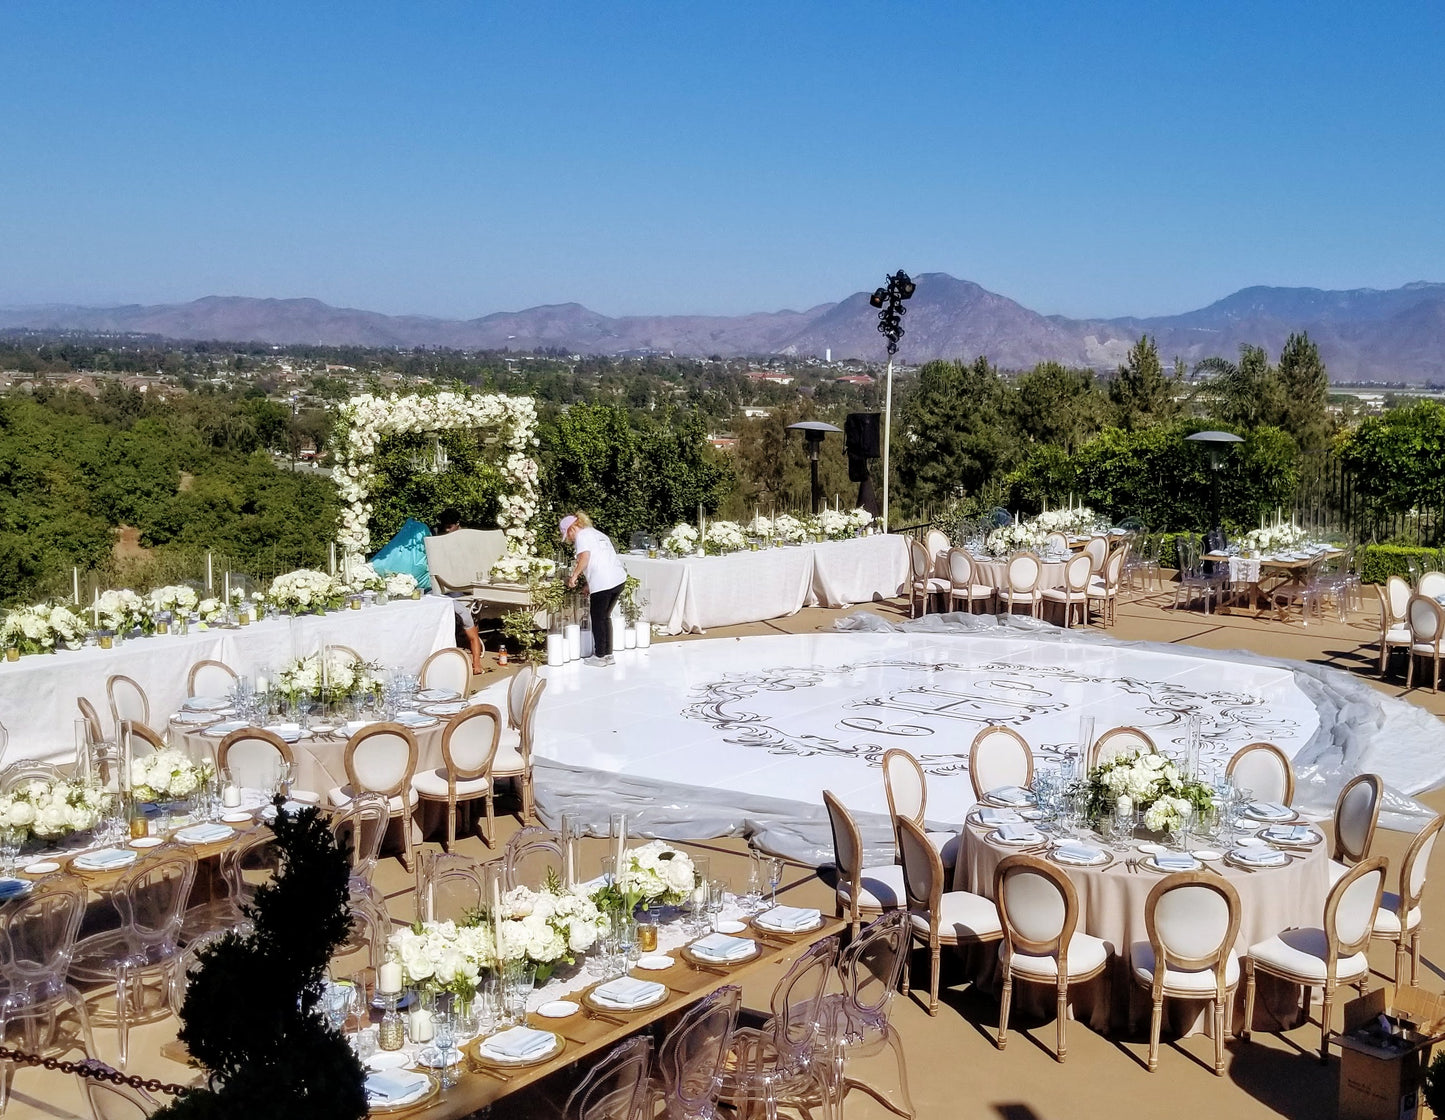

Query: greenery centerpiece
619;575;644;628
1081;751;1212;833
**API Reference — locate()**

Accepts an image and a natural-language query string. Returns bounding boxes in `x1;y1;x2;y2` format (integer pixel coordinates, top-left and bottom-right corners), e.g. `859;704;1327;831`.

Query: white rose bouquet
1031;507;1096;537
985;522;1046;557
389;919;491;999
96;589;146;633
772;514;808;544
662;524;699;555
809;509;852;541
702;520;747;555
494;882;609;979
147;585;200;619
1082;750;1211;834
596;840;697;911
489;553;558;584
196;597;228;625
2;605;61;655
1243;523;1306;556
338;561;386;595
383;572;418;598
130;749;214;805
0;779;113;840
746;514;774;540
847;507;874;532
276;649;381;704
267;569;345;614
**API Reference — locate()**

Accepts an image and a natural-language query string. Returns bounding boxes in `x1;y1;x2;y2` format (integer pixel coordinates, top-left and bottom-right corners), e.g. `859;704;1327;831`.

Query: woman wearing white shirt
562;512;626;666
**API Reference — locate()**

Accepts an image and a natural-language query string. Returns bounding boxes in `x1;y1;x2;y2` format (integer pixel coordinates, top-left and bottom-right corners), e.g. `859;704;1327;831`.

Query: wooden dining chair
106;675;151;737
410;704;502;850
1041;552;1093;629
419;647;472;697
924;528;951;576
185;659;237;699
1088;726;1156;769
881;749;958;872
1082;535;1109;576
997;552;1043;619
1225;742;1295;807
76;696;104;746
493;678;546;829
1086;544;1127;628
1406;594;1445;692
1373;584;1413;677
823;790;905;937
506;664;537;731
946;548;994;615
968;725;1034;801
327;722;421;871
217;728;295;793
1372;813;1443;986
907;538;948;618
1330;773;1384;880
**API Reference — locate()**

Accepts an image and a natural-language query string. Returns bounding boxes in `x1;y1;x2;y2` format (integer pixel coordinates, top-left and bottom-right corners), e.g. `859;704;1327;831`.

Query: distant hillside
4;276;1444;380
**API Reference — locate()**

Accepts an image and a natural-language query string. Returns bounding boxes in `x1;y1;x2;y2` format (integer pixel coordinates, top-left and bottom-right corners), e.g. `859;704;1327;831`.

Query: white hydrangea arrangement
489;553;558;585
662;524;699;555
1083;750;1211;834
195;597;228;624
772;514;808;544
702;520;747;555
96;588;147;632
984;522;1047;557
147;585;200;620
494;883;609;977
1242;522;1307;556
808;509;853;541
0;779;114;840
610;840;697;909
337;561;385;595
746;514;773;539
1031;506;1097;536
130;749;214;805
847;507;874;532
389;919;491;999
383;571;419;598
267;569;344;614
1;603;86;655
275;649;381;703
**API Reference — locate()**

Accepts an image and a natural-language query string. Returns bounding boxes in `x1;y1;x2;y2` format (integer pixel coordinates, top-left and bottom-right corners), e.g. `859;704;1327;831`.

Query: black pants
589;584;622;657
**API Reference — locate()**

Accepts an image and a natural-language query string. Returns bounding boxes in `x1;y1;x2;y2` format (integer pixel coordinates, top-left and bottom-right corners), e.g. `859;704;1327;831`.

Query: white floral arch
333;391;540;560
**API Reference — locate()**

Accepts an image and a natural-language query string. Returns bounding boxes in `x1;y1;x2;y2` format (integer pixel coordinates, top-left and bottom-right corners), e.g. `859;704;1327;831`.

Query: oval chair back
995;854;1077;960
1387;576;1412;624
416;848;487;924
0;760;64;794
925;528;950;573
896;816;943;921
1084;536;1108;574
77;696;104;745
123;720;165;758
1089;726;1156;769
1;873;89;999
1006;552;1041;595
881;749;926;828
842;910;912;1022
344;723;419;799
1332;773;1383;866
823;790;863;914
1145;873;1240;991
441;705;501;780
566;1034;653;1120
420;647;472;697
1398;814;1444;919
330;791;390;881
1327;857;1389;964
946;547;975;587
507;665;537;730
907;537;931;583
658;984;741;1118
186;659;237;699
1418;572;1445;601
1062;552;1092;594
1226;742;1295;806
1409;594;1445;644
969;725;1034;800
768;936;838;1058
106;675;150;733
217;728;294;793
1044;531;1069;555
503;825;565;890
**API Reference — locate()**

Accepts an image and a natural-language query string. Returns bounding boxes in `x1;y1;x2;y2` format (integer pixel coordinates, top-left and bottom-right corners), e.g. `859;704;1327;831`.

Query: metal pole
882;356;893;532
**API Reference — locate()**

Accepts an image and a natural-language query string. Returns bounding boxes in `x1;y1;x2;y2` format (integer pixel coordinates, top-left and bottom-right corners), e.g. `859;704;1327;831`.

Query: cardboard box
1337;987;1445;1120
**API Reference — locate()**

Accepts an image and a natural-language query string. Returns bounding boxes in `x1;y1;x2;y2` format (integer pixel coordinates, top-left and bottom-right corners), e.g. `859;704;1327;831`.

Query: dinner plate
1242;804;1299;824
22;861;59;875
184;695;232;712
416;688;459;702
72;849;138;872
634;955;675;971
536;1000;580;1018
682;940;759;968
420;701;467;717
174;824;235;845
129;836;164;849
170;711;221;727
1225;848;1290;870
472;1030;564;1067
364;1049;410;1072
714;919;748;935
221;811;254;824
1191;849;1224;861
263;724;306;744
983;788;1036;808
988;828;1046;846
1143;854;1200;873
1136;843;1166;855
414;1045;463;1070
1258;825;1321;846
365;1071;438;1113
585;980;668;1013
751;912;824;935
1048;845;1111;867
204;720;248;738
394;712;438;729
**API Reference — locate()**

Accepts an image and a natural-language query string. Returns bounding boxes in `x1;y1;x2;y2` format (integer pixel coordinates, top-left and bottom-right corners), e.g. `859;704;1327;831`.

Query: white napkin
755;905;821;932
988;786;1034;807
176;823;233;844
205;720;247;737
691;933;755;961
264;723;303;742
1264;824;1311;842
995;823;1043;843
1248;801;1291;819
183;696;229;711
977;807;1022;826
1054;842;1102;864
482;1026;556;1060
417;688;458;702
365;1070;429;1102
77;848;135;869
592;977;665;1008
1154;852;1198;871
1231;846;1283;865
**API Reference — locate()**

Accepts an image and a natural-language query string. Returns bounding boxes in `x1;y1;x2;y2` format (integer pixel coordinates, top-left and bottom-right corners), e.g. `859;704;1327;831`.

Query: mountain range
4;274;1445;381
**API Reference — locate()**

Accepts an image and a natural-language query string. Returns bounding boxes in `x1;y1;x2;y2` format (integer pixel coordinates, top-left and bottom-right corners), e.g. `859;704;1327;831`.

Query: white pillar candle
222;783;241;808
407;1007;433;1043
1116;794;1132;818
563;839;575;888
564;623;580;661
377;959;403;995
224;573;230;610
546;632;565;666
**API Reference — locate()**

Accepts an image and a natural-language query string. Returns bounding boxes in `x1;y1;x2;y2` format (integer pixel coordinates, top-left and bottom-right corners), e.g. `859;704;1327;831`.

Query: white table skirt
622;535;908;635
0;596;456;766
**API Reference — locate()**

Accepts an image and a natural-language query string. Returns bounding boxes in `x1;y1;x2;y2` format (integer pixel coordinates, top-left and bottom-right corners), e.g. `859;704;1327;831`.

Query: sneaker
600;654;615;666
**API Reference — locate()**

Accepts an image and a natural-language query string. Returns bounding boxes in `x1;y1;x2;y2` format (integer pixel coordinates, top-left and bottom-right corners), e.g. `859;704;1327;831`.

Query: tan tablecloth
958;818;1330;1034
970;556;1071;590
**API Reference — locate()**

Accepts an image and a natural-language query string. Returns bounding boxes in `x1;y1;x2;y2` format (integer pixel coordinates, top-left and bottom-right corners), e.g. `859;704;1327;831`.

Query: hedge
1356;544;1445;585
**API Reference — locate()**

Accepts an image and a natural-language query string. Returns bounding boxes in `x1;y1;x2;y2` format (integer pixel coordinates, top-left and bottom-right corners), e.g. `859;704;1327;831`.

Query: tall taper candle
206;551;213;591
490;870;504;970
612;812;627;880
329;542;337;576
72;567;79;606
92;587;99;629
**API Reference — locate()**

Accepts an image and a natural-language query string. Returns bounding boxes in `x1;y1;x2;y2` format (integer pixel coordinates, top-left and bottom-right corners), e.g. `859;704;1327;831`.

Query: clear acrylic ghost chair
78;1073;158;1120
817;911;915;1118
411;705;501;850
185;659;237;699
77;697;105;747
69;845;197;1067
1088;726;1156;769
715;937;839;1120
896;817;1002;1016
180;828;280;945
327;723;420;871
502;825;565;890
105;675;151;737
994;854;1111;1063
968;725;1034;801
1243;857;1387;1062
823;791;904;937
494;679;546;825
217;728;295;793
419;647;472;697
1329;772;1383;881
1226;742;1295;807
657;984;741;1119
1131;873;1241;1075
328;793;392;966
0;760;65;795
415;849;487;924
1372;813;1442;986
567;1034;653;1120
881;749;958;871
0;876;95;1113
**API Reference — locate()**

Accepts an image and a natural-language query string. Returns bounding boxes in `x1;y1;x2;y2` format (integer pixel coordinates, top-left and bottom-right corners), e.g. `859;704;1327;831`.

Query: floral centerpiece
746;514;774;540
337;561;385;595
275;649;382;705
1243;522;1307;556
493;881;609;980
593;839;696;913
196;596;229;624
131;749;214;806
847;507;874;534
267;569;345;615
772;513;808;544
489;553;558;585
1;603;86;655
702;520;747;555
808;509;851;541
662;524;699;555
383;571;419;598
147;585;200;627
984;521;1046;557
0;779;114;840
1032;506;1097;537
389;919;490;999
96;588;147;633
1081;750;1213;833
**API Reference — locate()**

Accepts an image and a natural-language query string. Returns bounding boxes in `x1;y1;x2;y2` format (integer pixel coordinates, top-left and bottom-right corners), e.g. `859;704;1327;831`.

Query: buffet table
0;596;456;766
622;534;908;635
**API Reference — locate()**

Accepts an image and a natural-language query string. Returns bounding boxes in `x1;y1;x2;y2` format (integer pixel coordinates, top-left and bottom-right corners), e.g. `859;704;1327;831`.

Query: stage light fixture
869;288;887;309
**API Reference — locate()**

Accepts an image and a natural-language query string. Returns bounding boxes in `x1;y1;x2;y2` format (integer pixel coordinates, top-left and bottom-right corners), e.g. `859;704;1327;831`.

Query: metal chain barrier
0;1046;187;1096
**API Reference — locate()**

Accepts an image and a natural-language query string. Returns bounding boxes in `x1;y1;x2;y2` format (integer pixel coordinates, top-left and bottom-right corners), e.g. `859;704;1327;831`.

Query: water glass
743;856;765;915
0;828;21;876
473;976;499;1036
433;1012;459;1089
766;857;785;908
708;878;729;930
500;960;534;1025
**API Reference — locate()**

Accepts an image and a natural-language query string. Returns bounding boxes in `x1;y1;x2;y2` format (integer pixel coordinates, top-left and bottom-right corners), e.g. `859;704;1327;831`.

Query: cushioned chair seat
1385;627;1412;644
410;768;492;798
1001;931;1110;980
911;890;1002;941
951;584;994;600
997;589;1041;602
928;830;960;867
491;743;526;775
1131;942;1240;994
1410;642;1443;656
329;785;407;814
836;865;905;910
1248;927;1369;982
1328;859;1351;884
1372;893;1422;935
914;578;949;593
1040;588;1086;602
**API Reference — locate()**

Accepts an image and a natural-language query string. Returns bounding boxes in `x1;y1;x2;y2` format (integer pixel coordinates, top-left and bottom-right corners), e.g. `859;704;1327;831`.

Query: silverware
583;1005;627;1025
469;1060;511;1082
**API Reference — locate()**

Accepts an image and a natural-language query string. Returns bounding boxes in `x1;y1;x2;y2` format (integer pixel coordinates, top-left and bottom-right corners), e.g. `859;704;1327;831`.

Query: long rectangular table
0;596;456;766
622;534;908;635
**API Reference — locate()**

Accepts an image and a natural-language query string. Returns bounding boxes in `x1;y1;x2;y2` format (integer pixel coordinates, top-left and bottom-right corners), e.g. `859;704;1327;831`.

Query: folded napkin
1265;824;1312;843
977;807;1023;826
756;905;821;932
988;786;1034;807
176;823;233;844
365;1070;429;1102
482;1026;556;1060
183;696;229;711
77;848;134;869
1248;801;1291;819
396;711;433;725
995;823;1043;843
417;688;459;702
593;977;665;1008
0;879;31;901
1054;842;1103;864
264;723;303;742
205;720;247;737
691;933;755;961
1154;852;1198;871
1231;846;1284;865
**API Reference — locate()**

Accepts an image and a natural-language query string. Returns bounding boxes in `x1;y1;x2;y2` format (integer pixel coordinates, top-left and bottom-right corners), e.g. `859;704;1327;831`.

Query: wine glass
1175;802;1194;851
434;1011;458;1089
324;977;354;1033
708;878;729;931
765;857;785;909
743;854;765;915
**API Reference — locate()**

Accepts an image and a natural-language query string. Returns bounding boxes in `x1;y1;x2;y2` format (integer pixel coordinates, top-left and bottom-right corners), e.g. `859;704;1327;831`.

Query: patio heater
869;270;916;532
786;420;842;514
1185;430;1243;548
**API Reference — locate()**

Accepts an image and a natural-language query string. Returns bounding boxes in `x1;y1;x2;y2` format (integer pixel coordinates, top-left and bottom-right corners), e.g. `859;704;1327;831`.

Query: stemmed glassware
743;852;765;914
765;857;785;909
0;827;21;877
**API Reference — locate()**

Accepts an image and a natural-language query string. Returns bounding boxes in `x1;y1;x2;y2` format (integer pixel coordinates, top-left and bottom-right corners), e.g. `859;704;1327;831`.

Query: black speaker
845;412;881;460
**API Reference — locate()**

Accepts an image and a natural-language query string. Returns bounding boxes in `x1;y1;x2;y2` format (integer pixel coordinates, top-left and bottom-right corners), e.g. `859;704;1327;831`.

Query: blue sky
2;1;1442;319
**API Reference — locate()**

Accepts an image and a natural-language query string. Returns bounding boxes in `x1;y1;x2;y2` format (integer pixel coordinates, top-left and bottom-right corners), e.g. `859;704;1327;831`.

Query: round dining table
955;814;1331;1034
968;555;1071;591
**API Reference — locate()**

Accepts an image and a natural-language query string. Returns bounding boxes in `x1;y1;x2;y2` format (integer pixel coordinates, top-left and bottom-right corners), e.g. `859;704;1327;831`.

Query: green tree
1192;344;1279;429
1011;362;1107;453
1337;400;1445;541
1274;331;1332;455
1108;336;1180;430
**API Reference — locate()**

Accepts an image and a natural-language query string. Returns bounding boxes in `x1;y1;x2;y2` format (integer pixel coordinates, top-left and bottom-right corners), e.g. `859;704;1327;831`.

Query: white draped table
622;534;908;635
0;596;456;766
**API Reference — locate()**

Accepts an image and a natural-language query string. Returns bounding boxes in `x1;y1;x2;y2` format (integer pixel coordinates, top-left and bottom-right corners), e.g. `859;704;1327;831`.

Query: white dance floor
525;629;1414;862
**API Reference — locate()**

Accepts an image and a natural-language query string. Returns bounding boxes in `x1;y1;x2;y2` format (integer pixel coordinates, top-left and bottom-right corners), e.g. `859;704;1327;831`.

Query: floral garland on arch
332;390;541;562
